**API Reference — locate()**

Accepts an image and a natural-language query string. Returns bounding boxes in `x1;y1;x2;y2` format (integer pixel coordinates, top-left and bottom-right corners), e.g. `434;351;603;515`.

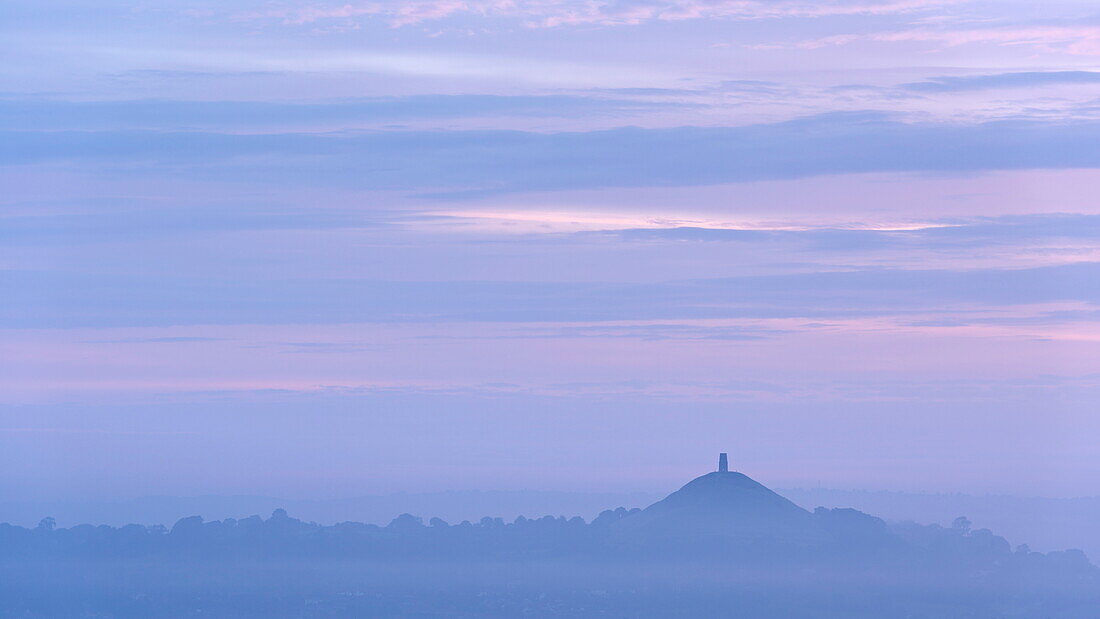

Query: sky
3;0;1100;503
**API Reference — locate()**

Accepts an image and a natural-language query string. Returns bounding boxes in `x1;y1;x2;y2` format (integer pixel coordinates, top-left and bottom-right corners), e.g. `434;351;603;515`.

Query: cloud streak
0;95;693;131
796;24;1100;55
6;114;1100;195
248;0;954;28
900;71;1100;92
5;262;1099;328
606;213;1100;246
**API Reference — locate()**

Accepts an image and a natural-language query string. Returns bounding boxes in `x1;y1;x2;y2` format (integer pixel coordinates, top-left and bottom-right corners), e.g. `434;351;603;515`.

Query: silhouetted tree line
1;506;1092;578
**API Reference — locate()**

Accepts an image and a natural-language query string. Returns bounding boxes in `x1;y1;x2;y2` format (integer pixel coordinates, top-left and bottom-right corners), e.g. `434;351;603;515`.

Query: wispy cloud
246;0;956;29
0;207;385;246
0;95;695;131
794;24;1100;55
6;262;1099;328
81;336;225;344
900;71;1100;92
603;213;1100;245
6;113;1100;195
418;323;792;341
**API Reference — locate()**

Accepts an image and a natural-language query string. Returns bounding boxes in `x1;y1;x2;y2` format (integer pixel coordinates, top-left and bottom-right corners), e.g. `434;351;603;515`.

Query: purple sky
3;0;1100;502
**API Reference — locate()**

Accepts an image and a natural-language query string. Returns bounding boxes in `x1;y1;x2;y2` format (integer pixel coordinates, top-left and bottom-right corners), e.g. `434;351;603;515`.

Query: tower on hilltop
718;453;728;473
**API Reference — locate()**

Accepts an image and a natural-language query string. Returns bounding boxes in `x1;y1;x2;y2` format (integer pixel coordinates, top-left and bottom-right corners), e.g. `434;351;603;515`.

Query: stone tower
718;452;728;473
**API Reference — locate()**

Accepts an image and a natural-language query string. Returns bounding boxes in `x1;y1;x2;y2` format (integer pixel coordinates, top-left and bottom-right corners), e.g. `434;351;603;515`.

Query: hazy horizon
6;467;1099;617
10;476;1100;558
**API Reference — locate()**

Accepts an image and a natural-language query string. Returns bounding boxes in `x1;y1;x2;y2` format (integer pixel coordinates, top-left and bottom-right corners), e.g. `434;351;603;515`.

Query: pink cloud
795;24;1100;55
247;0;954;28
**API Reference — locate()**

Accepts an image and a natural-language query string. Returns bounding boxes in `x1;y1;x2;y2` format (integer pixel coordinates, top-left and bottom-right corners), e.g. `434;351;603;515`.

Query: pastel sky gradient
3;0;1100;501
